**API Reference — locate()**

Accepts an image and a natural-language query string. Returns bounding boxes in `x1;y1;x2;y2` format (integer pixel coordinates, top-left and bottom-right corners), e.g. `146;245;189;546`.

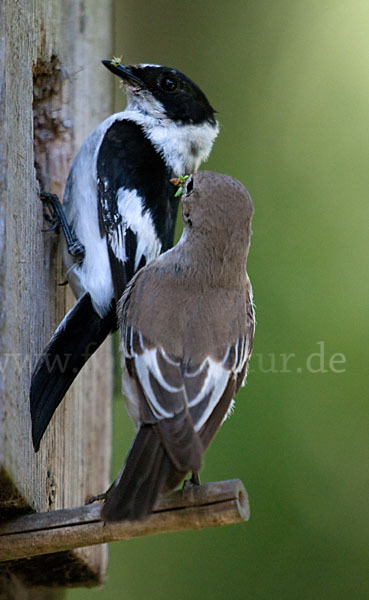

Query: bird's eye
159;76;177;92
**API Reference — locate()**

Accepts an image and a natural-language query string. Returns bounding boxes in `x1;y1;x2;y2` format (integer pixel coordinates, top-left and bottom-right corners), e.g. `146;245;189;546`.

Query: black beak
102;60;143;86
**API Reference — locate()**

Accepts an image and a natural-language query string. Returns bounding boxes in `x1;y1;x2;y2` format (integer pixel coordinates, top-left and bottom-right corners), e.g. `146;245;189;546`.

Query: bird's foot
39;191;85;260
182;472;201;491
190;472;201;486
86;480;116;505
40;192;61;233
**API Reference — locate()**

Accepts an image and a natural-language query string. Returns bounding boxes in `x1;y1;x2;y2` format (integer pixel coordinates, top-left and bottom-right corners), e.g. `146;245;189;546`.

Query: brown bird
102;170;255;521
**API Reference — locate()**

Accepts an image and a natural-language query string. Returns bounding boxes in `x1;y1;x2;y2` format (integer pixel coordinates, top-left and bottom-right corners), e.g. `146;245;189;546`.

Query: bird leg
181;472;201;491
190;472;201;486
85;480;117;505
40;191;85;260
85;492;108;505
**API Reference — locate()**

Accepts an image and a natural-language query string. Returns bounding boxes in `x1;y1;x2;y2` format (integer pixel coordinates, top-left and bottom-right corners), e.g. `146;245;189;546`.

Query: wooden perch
0;479;249;562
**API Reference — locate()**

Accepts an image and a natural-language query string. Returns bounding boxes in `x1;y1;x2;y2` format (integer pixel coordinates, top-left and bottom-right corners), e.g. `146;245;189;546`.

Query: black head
102;60;217;126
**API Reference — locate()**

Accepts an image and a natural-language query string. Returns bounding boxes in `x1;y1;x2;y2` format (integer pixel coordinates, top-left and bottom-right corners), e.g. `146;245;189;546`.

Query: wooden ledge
0;479;250;562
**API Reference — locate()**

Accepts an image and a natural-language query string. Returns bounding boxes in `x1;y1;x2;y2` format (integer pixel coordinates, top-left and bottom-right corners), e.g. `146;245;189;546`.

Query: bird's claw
68;240;85;260
86;492;107;505
41;220;60;233
182;472;201;491
40;192;61;231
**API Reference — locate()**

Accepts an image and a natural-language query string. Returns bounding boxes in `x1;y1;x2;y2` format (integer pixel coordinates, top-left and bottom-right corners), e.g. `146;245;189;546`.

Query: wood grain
0;480;250;562
0;0;113;590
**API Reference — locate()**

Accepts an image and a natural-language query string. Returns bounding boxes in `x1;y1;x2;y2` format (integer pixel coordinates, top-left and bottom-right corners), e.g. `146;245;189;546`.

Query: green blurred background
69;1;369;598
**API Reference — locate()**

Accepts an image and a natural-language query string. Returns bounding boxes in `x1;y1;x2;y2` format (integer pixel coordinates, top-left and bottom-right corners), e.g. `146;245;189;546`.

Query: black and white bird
102;171;255;521
30;60;219;451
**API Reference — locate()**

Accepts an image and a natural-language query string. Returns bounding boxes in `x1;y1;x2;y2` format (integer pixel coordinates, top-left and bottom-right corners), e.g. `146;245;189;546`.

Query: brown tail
102;415;202;522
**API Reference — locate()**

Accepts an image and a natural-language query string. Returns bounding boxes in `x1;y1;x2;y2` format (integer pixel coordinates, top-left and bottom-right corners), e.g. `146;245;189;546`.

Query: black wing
96;119;178;301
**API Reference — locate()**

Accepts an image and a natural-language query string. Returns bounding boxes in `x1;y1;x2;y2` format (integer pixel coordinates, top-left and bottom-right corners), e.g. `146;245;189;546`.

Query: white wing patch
134;349;181;420
121;326;252;433
187;359;230;432
107;221;126;263
117;188;162;270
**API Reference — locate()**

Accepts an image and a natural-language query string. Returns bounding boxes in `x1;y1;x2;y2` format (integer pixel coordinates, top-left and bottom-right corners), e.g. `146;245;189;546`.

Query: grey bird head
180;171;254;263
102;60;217;126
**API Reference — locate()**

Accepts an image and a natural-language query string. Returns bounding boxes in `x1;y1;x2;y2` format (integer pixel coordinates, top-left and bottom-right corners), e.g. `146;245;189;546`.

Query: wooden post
0;0;113;593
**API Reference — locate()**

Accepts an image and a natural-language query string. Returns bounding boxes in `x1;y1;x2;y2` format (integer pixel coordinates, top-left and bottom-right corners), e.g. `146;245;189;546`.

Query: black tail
30;292;116;451
101;419;202;522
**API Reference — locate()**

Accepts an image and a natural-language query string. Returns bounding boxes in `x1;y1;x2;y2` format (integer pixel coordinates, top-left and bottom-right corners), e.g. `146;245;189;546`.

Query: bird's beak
102;60;143;87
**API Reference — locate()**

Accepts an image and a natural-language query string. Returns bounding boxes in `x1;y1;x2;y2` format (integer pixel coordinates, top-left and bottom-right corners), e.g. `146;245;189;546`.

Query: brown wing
120;285;255;464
